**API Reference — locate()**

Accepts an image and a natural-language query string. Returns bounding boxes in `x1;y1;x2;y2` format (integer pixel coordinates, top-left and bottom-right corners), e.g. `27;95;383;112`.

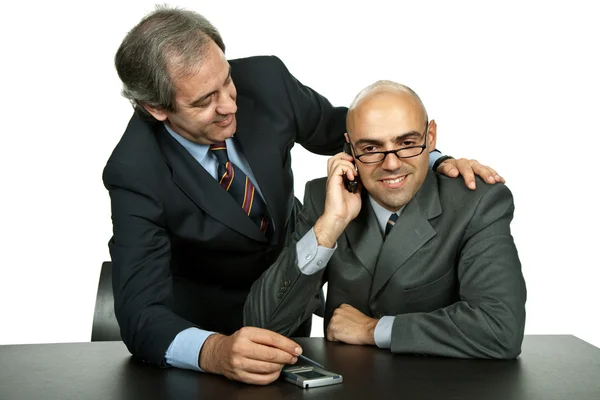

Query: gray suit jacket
244;170;527;359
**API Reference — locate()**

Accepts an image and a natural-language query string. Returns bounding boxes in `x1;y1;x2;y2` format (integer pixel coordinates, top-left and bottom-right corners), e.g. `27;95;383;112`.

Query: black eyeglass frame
350;124;430;165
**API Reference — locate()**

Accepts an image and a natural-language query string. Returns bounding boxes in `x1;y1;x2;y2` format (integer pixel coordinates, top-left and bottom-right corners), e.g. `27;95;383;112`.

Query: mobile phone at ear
342;143;359;193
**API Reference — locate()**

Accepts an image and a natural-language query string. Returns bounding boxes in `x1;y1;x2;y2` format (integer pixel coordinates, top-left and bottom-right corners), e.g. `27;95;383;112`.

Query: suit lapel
370;171;442;298
155;119;268;243
345;192;384;276
234;96;286;244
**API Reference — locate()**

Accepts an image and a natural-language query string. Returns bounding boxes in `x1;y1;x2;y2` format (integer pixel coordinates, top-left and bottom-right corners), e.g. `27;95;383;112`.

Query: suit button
284;280;291;287
276;292;284;298
305;253;313;260
280;286;287;292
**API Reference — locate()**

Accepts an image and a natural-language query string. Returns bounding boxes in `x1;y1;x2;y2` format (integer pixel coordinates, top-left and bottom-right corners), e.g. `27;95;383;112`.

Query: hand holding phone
315;147;363;248
342;143;359;193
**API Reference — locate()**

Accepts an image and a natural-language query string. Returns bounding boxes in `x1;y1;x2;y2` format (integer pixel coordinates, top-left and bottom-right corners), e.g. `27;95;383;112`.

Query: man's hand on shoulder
436;157;505;190
199;327;302;385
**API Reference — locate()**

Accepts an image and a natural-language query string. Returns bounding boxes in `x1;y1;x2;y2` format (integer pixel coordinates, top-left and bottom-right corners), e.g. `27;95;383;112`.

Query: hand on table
199;326;302;385
326;304;378;346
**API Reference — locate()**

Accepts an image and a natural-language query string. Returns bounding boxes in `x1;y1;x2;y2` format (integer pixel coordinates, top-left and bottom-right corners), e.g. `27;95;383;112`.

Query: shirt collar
368;195;406;235
164;123;212;163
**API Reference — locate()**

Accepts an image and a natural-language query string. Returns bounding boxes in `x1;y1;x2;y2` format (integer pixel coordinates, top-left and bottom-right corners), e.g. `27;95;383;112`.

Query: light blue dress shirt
164;127;442;369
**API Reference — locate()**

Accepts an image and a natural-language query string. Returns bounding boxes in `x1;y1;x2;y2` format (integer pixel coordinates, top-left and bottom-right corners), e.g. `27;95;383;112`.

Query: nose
381;151;403;171
216;91;237;115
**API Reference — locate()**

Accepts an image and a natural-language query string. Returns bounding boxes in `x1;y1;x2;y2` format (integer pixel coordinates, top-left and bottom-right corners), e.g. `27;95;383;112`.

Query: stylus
298;354;325;368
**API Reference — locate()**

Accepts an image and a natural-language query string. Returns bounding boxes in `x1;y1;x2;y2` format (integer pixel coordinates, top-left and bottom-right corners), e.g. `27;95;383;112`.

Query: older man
245;81;526;359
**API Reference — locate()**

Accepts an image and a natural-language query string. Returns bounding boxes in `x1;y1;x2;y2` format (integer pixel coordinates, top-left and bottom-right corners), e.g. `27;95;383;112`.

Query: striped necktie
209;141;269;234
385;213;399;236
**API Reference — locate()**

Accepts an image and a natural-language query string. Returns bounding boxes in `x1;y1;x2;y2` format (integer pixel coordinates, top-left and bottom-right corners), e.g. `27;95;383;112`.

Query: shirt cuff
165;327;215;371
296;228;337;275
374;316;395;349
429;149;443;169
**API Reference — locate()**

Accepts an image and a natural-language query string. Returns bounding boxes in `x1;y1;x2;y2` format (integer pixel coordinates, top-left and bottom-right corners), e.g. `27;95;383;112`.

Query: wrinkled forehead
348;91;426;138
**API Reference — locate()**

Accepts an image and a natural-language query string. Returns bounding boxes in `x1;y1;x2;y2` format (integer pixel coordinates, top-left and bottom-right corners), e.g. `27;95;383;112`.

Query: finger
332;309;363;325
470;161;497;184
328;152;354;175
484;166;505;183
326;327;336;342
436;161;459;178
242;327;302;356
330;159;358;181
486;167;506;183
326;320;337;342
326;154;337;176
456;159;477;190
232;357;288;375
234;369;282;386
339;151;354;162
247;343;300;365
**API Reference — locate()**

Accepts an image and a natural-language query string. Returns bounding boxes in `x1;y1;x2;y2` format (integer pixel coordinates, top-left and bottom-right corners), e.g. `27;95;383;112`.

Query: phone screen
295;370;329;379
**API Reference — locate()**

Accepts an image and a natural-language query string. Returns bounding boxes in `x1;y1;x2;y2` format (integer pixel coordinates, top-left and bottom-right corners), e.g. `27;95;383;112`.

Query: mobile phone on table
342;142;359;193
281;365;343;389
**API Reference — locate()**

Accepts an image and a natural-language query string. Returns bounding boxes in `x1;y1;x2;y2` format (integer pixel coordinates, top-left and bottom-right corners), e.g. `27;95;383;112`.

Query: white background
1;1;598;348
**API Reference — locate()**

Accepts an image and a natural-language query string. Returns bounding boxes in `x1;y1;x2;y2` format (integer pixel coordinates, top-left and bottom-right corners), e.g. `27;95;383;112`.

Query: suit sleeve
103;161;197;366
275;56;347;155
244;181;326;335
391;184;527;359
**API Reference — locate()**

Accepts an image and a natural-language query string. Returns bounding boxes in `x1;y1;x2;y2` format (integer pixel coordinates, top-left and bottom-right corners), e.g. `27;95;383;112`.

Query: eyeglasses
351;127;429;164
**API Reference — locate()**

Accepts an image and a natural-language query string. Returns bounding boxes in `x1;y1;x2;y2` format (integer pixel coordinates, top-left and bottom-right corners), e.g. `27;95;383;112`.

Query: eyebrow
189;64;232;107
354;131;423;147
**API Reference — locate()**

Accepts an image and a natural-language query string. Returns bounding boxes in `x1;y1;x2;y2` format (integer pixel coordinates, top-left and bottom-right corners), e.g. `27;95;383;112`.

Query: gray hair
349;80;429;125
115;5;226;118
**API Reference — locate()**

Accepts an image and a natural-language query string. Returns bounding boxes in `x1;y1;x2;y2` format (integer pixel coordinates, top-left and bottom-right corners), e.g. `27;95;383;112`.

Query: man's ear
344;132;350;143
141;103;168;121
428;119;437;151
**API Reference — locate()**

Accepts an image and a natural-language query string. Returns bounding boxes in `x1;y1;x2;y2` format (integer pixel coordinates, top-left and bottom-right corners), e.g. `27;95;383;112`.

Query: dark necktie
385;213;399;236
209;141;269;234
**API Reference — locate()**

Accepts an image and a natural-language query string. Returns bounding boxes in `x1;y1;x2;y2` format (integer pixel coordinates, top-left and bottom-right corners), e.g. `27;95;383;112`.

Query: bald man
244;81;527;359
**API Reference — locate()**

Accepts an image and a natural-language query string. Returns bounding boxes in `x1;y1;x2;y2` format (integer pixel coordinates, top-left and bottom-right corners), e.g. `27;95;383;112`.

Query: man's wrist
198;333;225;373
314;215;347;248
364;319;378;346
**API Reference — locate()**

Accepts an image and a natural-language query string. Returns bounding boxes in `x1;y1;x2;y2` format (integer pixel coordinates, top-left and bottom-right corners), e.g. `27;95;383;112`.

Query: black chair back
91;262;121;341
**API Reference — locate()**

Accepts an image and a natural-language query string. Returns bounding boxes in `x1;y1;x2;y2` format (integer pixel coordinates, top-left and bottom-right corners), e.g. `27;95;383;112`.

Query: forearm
115;286;197;366
391;185;525;359
244;241;325;336
244;183;332;335
391;299;525;359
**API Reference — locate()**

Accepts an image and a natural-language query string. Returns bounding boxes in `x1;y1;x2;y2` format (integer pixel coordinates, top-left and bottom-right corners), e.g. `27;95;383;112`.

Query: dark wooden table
1;335;599;400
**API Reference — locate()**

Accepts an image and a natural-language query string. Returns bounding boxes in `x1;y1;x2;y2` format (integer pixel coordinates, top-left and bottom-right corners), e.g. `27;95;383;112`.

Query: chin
381;191;413;210
222;120;237;139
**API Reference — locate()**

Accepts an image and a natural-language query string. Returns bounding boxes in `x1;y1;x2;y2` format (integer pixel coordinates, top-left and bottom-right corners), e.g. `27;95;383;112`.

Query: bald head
347;81;428;135
344;80;436;212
